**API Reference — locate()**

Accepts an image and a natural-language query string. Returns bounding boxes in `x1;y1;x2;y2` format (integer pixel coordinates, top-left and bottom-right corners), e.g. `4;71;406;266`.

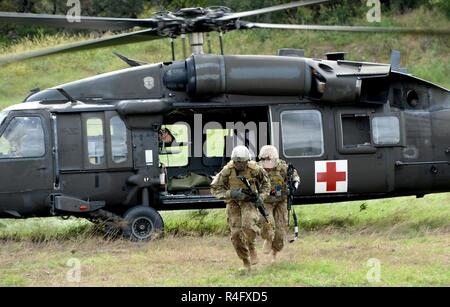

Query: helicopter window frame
0;111;8;127
372;116;402;146
106;113;132;168
0;115;47;160
159;123;190;168
280;110;325;159
83;113;106;169
335;111;376;155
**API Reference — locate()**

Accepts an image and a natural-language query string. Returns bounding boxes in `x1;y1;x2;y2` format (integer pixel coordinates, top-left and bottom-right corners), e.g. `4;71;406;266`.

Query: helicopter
0;0;449;241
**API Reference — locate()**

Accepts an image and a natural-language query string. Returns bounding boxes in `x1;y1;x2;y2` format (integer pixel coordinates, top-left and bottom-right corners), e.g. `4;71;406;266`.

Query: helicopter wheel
122;206;164;241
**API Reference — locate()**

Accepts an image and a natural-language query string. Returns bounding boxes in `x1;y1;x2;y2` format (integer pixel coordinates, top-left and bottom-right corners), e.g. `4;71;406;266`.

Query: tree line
1;0;447;17
0;0;448;40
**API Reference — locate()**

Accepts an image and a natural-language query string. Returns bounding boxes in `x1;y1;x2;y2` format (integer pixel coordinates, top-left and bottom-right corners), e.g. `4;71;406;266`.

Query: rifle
287;164;299;243
237;176;270;223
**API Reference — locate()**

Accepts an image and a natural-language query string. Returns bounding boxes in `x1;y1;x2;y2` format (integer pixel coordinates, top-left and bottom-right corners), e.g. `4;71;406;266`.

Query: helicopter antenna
56;88;77;104
113;52;148;67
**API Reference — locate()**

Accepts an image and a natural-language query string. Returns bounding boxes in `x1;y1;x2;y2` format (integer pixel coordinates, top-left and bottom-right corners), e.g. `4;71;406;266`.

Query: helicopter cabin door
0;110;54;216
332;107;397;195
270;105;394;199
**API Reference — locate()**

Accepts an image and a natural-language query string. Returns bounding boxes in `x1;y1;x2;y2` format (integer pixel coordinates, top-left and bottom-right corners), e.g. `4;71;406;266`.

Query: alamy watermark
66;0;81;23
367;0;382;23
65;1;382;24
66;258;81;283
366;258;382;283
171;114;279;160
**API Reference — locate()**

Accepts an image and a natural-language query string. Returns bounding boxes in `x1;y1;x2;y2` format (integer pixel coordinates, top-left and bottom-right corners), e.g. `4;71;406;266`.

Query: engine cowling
164;54;312;97
163;54;392;104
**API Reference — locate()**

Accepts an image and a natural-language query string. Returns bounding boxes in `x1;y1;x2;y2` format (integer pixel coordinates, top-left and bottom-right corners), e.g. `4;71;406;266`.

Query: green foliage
429;0;450;17
91;0;144;18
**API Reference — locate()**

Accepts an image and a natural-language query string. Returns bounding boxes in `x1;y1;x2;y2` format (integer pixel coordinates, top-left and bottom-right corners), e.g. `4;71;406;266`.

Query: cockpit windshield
0;111;7;126
0;116;45;159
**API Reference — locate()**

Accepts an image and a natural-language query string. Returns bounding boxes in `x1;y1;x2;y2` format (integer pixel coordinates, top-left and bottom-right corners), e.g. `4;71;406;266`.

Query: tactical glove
229;188;248;201
265;195;281;203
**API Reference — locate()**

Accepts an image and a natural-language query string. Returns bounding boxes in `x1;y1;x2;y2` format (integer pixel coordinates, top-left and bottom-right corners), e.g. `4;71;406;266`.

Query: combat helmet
259;145;279;160
231;146;251;162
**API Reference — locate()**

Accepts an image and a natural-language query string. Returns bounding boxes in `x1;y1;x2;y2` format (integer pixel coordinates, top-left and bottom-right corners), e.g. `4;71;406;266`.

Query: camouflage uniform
211;160;270;266
260;159;300;254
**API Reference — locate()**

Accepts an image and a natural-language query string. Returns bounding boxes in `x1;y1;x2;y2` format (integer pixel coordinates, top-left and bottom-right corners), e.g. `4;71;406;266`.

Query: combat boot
262;240;272;255
249;248;259;265
239;258;252;274
271;250;278;263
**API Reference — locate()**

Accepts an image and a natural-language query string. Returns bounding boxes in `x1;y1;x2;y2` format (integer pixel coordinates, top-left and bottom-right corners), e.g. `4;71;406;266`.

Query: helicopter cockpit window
281;110;324;158
110;116;128;164
0;116;45;159
86;118;105;166
0;111;7;126
372;116;400;145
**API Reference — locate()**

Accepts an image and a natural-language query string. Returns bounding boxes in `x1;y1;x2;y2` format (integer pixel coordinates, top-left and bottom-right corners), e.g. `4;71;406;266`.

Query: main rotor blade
0;29;160;65
0;12;157;31
218;0;330;21
242;22;450;35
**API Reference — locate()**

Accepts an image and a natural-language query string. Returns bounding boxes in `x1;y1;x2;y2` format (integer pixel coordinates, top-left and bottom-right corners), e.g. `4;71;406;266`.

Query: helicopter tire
122;206;164;241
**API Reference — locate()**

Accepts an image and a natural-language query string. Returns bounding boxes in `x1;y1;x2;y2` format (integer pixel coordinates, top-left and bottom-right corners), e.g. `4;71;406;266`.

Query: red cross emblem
315;160;348;193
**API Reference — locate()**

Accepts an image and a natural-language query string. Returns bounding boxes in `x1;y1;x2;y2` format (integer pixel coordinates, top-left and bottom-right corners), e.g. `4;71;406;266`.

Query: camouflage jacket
210;160;270;202
260;160;300;201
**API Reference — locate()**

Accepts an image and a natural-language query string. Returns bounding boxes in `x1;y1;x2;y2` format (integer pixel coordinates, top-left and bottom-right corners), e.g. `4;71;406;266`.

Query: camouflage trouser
260;200;288;253
227;201;260;261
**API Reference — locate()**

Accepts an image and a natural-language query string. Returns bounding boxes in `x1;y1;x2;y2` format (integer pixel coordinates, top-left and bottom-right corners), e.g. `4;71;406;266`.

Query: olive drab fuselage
0;52;449;220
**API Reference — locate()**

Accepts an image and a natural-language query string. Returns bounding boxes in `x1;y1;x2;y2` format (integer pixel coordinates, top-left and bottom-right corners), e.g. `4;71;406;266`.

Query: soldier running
211;146;270;272
258;145;300;262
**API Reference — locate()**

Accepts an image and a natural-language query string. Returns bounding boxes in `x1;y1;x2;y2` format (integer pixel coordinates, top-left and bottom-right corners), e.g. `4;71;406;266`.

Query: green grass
161;193;450;237
0;217;93;242
0;231;448;286
2;193;449;241
0;8;449;107
0;194;449;286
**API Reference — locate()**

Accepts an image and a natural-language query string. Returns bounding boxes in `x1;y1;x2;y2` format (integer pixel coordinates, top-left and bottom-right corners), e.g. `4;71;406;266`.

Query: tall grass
2;193;449;242
0;218;95;242
162;193;450;238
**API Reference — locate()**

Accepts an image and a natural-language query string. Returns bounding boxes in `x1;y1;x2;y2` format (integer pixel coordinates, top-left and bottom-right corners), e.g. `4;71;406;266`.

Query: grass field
1;194;449;287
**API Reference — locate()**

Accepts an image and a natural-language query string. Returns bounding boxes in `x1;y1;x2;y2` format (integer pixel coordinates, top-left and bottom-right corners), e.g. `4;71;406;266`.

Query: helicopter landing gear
89;209;127;240
122;206;164;241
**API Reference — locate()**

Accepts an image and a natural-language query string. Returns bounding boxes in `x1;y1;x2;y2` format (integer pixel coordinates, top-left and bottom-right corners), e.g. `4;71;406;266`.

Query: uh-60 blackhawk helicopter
0;0;449;240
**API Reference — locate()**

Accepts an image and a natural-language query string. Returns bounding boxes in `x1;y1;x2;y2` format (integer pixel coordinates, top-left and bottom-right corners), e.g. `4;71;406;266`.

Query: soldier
211;146;270;272
258;145;300;262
